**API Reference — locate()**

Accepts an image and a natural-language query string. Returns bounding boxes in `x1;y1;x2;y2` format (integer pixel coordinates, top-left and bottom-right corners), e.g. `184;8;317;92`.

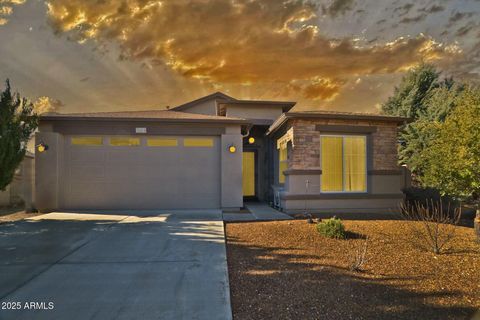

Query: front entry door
242;151;256;197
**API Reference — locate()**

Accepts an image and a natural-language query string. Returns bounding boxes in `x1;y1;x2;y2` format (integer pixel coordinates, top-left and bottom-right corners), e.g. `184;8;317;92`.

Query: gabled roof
218;99;296;113
40;109;249;124
170;92;236;111
267;111;410;135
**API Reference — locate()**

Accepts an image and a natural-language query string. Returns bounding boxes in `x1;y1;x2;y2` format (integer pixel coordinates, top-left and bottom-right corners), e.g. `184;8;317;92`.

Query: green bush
316;217;346;239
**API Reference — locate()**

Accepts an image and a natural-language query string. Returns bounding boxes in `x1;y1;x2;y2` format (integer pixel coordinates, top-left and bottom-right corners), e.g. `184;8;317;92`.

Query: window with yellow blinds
321;136;343;191
321;135;366;192
109;137;141;146
71;136;103;146
278;145;288;184
183;138;214;147
147;138;178;147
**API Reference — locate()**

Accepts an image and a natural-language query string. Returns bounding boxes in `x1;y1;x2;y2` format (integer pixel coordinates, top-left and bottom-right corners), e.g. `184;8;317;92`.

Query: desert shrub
316;217;346;239
349;237;369;272
403;187;459;216
400;200;461;254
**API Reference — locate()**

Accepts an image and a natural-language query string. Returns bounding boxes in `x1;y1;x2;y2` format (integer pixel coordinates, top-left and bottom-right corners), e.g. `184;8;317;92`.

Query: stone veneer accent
288;118;399;171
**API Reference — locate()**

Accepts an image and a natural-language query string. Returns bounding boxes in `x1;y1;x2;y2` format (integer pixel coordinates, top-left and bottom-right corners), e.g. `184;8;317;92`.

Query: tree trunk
475;209;480;242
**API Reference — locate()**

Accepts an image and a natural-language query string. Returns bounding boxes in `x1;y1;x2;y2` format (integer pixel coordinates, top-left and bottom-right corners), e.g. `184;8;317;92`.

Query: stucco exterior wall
0;155;35;210
281;197;404;214
178;99;217;115
226;104;283;121
0;187;9;206
36;132;64;212
221;132;243;209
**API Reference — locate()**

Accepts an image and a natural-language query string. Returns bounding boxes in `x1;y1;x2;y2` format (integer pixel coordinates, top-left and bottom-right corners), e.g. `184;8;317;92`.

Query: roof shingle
40;109;248;124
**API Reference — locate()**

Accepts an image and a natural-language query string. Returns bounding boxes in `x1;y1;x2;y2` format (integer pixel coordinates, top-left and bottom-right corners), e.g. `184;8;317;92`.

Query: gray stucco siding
226;105;283;121
280;197;403;214
176;99;217;115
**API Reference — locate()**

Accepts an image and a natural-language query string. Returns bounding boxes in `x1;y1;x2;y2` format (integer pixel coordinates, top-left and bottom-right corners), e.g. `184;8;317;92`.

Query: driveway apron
0;211;231;320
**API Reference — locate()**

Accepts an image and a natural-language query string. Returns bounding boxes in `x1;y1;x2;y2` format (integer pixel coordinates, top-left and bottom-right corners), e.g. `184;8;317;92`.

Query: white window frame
320;134;368;193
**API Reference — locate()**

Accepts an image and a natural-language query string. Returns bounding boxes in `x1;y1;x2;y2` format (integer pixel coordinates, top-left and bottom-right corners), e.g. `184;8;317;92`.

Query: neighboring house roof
267;111;410;135
170;92;236;111
40;109;249;124
218;100;296;113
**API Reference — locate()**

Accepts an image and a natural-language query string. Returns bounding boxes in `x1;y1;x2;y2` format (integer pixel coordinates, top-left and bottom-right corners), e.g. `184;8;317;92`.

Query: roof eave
286;112;410;123
266;113;410;136
219;100;296;113
40;115;251;125
266;114;288;135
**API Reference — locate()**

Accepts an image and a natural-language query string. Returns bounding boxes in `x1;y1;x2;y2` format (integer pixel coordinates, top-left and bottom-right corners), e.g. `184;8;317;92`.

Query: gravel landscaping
226;220;480;320
0;207;41;223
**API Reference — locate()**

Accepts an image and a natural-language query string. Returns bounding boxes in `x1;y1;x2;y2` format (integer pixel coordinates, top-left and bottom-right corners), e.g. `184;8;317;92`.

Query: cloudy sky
0;0;479;114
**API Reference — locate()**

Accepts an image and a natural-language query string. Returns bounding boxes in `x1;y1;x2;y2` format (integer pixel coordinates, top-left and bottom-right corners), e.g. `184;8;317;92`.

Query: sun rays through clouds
43;0;461;102
0;0;477;112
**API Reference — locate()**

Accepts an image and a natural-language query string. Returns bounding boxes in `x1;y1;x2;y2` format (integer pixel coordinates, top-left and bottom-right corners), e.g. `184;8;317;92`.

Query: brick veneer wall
288;119;399;171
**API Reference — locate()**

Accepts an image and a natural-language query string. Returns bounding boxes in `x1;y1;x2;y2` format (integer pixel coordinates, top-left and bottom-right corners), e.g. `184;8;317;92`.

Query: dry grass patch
226;220;480;320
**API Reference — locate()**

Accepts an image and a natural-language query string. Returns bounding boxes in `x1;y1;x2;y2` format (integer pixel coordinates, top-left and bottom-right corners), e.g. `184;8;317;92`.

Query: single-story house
35;92;409;214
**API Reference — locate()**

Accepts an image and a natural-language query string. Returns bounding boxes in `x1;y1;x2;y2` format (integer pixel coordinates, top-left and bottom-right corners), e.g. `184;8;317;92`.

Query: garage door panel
63;135;221;210
68;183;182;209
141;156;181;168
69;165;105;181
107;151;144;164
178;151;214;162
104;165;148;181
69;149;106;164
67;182;109;208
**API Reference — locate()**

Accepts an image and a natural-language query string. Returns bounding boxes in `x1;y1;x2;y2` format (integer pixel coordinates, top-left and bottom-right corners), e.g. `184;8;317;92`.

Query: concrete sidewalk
245;203;292;221
0;211;231;320
223;203;292;222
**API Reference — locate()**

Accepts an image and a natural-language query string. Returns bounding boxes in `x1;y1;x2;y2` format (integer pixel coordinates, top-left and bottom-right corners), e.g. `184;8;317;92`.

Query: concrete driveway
0;211;231;320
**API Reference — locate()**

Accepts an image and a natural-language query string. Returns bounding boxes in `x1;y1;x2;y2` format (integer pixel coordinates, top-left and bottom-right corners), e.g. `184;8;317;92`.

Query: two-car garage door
62;135;221;210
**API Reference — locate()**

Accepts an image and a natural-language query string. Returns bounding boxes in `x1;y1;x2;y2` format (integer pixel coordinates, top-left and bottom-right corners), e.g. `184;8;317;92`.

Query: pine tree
0;80;38;191
382;63;440;120
381;63;460;176
422;87;480;205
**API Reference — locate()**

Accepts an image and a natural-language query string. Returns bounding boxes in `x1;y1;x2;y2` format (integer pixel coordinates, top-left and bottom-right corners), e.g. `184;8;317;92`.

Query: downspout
241;124;253;138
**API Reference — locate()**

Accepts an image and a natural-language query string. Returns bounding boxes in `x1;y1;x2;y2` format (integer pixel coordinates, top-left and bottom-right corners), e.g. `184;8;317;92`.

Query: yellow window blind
321;136;344;191
184;138;214;147
242;152;255;196
110;137;141;146
344;136;366;192
147;138;178;147
321;135;367;192
71;137;103;146
279;145;288;184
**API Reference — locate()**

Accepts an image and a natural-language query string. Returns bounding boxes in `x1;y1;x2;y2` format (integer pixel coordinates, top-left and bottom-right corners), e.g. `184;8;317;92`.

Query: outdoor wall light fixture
228;145;236;153
248;137;255;144
36;142;49;153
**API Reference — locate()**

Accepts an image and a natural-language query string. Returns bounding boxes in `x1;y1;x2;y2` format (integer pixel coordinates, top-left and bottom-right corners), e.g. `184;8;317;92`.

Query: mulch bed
226;220;480;320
